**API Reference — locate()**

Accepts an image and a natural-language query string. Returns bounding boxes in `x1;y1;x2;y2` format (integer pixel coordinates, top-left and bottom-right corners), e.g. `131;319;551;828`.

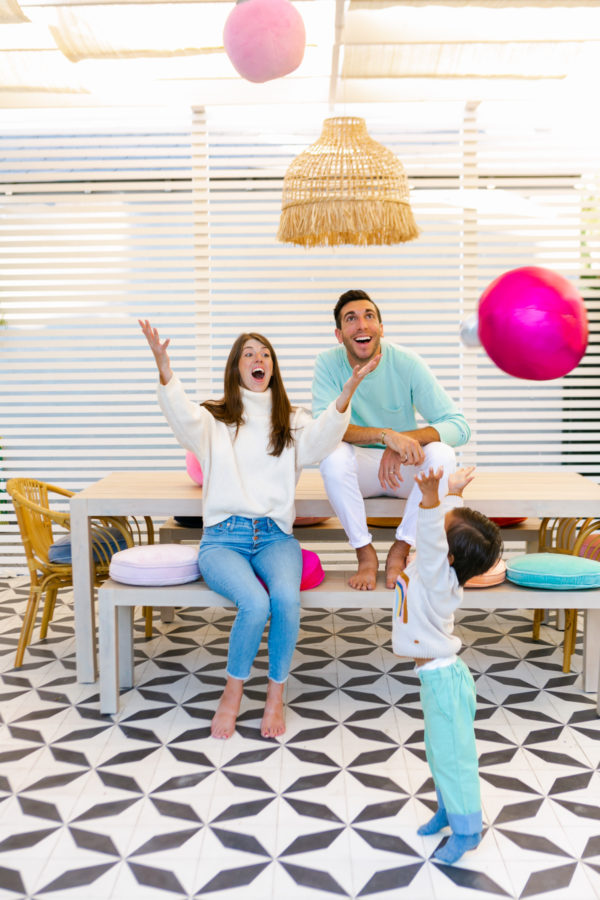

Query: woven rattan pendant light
278;116;419;247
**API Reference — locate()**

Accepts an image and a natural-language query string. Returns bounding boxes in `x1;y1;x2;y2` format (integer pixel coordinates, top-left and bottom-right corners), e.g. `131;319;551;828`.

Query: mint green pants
418;657;482;835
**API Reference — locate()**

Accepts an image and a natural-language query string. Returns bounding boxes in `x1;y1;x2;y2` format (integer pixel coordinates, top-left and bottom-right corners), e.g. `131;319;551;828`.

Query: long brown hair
202;332;294;457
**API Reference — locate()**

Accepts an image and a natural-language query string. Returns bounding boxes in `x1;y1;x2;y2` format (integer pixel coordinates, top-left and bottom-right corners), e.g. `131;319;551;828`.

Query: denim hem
226;670;251;682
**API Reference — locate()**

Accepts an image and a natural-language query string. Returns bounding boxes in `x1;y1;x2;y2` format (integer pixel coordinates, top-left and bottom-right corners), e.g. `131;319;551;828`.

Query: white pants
319;441;457;549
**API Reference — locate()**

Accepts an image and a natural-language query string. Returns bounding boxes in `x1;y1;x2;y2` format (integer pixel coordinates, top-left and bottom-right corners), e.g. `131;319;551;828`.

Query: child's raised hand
448;465;476;496
416;467;444;508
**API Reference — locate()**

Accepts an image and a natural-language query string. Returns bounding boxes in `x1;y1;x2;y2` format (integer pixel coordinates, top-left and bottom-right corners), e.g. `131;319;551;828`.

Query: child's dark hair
446;508;503;586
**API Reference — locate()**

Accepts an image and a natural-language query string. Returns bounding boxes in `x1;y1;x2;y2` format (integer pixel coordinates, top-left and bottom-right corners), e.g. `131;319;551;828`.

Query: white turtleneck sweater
158;376;351;534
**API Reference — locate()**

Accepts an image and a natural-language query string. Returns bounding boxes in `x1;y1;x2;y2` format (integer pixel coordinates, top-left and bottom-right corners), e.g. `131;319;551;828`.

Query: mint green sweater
312;339;470;448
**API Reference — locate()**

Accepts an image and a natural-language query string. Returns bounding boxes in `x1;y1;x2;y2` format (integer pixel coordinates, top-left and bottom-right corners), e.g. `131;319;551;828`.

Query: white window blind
0;107;209;571
1;101;598;573
204;102;599;475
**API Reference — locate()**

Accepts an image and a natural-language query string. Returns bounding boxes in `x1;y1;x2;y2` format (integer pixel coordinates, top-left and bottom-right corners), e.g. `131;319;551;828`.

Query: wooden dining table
70;468;600;684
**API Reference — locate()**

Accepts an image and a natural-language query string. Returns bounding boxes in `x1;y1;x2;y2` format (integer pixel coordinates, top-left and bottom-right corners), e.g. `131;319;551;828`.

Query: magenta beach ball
478;266;588;381
223;0;306;83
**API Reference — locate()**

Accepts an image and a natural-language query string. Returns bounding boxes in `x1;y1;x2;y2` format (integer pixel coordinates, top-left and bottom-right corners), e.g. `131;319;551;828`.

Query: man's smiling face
335;299;384;368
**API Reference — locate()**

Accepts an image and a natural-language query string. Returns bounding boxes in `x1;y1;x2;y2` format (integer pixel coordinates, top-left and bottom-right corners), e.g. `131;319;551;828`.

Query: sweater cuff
418;503;444;522
157;373;180;396
329;398;352;424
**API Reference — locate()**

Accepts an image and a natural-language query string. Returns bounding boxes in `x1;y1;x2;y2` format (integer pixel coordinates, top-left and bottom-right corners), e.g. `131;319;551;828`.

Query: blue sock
434;832;481;864
417;807;449;835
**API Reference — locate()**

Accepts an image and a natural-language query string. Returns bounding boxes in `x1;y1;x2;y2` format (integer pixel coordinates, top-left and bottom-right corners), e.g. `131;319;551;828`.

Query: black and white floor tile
1;576;600;900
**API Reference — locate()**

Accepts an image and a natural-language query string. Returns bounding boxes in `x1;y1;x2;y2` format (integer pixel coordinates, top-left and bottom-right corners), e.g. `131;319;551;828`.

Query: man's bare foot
385;540;411;589
211;677;243;739
348;542;379;591
261;680;286;738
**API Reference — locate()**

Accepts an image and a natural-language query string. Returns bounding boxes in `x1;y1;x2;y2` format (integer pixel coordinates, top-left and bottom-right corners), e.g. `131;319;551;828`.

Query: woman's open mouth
252;366;265;381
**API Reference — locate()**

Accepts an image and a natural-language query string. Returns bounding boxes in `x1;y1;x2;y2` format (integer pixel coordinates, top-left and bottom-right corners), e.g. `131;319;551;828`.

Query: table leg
99;594;118;715
582;608;600;695
70;498;97;683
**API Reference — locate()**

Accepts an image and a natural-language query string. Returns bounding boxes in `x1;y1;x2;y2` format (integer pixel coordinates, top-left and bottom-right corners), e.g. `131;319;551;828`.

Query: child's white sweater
158;375;350;534
392;498;463;660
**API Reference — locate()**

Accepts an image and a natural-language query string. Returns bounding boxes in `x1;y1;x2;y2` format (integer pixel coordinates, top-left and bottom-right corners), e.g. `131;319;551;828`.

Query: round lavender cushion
109;544;200;586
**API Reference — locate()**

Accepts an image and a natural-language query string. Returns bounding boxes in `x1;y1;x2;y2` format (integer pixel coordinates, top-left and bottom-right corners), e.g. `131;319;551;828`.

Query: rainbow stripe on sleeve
394;571;409;623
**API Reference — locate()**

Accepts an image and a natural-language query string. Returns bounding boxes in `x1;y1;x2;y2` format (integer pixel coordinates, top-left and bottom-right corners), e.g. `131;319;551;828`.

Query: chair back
7;478;73;578
539;517;600;556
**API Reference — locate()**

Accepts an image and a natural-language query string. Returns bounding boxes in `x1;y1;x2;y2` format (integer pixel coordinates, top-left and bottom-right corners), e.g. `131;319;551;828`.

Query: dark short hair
333;289;382;329
446;508;503;587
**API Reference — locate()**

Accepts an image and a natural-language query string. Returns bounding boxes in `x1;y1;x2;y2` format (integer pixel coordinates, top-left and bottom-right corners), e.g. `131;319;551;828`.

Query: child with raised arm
392;466;502;864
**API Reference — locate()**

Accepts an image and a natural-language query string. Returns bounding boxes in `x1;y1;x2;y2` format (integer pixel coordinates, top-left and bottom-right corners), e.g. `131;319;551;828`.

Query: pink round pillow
256;548;324;591
464;558;506;589
223;0;306;83
490;517;527;527
186;451;203;485
300;548;324;589
579;534;600;561
109;544;200;586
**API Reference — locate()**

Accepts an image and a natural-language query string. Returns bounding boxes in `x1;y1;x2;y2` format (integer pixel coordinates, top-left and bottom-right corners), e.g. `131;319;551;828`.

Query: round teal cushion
506;552;600;590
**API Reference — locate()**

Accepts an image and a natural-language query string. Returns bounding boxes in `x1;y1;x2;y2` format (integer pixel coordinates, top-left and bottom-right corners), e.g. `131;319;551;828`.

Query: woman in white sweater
140;320;379;740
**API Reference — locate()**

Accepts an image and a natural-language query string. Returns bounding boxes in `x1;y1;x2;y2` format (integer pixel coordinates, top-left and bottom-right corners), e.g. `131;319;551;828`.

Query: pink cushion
465;558;506;588
579;534;600;561
109;544;200;586
490;517;527;527
186;451;203;486
256;548;324;591
300;548;325;589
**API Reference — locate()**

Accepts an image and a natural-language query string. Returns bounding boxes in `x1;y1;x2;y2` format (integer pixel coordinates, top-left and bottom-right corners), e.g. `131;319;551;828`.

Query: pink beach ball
223;0;306;83
478;266;588;381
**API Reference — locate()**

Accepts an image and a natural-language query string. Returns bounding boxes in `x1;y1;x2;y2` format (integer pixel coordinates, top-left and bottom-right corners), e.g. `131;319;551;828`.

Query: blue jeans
197;516;303;683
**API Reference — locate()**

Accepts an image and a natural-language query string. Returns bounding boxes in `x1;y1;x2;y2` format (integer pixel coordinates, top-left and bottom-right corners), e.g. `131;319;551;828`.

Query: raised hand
415;466;444;508
448;465;476;496
336;353;381;412
139;319;173;385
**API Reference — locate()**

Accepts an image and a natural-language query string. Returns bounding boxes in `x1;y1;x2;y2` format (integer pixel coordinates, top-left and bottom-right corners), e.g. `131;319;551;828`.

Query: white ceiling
1;0;599;110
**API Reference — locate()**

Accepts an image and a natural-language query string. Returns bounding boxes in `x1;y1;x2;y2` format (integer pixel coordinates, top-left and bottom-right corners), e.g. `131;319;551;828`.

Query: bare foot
385;540;411;589
261;680;286;738
348;543;379;591
211;677;243;739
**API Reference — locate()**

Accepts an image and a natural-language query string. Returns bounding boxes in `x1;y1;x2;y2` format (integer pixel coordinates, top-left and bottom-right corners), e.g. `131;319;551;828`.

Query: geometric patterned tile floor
1;576;600;900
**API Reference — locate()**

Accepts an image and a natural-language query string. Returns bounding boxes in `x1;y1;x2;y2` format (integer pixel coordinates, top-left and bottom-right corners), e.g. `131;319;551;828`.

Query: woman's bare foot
385;540;410;588
211;677;244;739
348;543;379;591
261;679;286;738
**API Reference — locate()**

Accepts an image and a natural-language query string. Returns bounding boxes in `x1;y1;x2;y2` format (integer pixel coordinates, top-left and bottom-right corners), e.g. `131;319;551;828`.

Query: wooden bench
156;515;544;625
97;570;600;715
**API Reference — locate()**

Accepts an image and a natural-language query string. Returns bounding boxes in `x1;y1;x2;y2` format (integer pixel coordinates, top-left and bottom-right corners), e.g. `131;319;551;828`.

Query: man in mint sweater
312;289;471;591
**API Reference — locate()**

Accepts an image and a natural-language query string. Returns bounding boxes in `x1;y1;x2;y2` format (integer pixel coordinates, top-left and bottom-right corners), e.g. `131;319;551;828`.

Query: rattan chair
533;517;600;672
7;477;155;667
